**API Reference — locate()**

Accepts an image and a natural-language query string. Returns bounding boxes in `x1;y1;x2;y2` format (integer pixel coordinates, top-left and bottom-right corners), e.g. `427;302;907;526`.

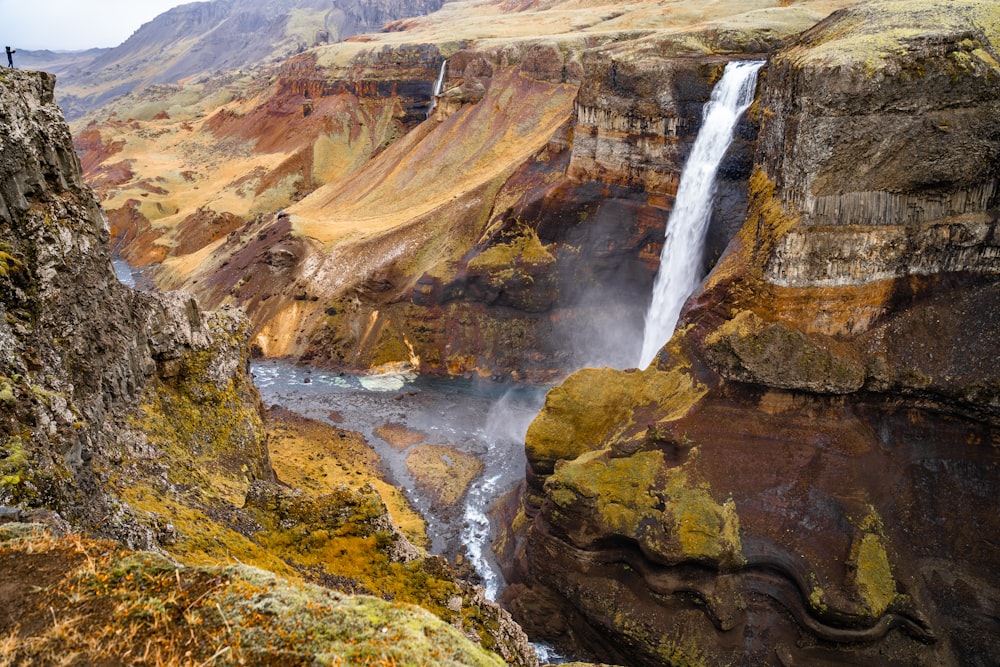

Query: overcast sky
1;0;192;51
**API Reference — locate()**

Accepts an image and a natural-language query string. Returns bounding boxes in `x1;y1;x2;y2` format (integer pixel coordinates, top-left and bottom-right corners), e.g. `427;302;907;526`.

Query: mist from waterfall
426;59;447;118
639;60;764;367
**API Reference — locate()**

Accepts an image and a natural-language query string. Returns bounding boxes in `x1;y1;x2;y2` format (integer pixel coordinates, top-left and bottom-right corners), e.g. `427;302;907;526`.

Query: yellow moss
122;483;295;576
0;528;504;666
809;586;828;612
374;423;426;450
0;250;24;281
705;309;766;348
665;472;743;564
268;413;427;546
851;508;898;617
548;451;743;566
467;228;556;273
526;365;707;471
405;445;484;508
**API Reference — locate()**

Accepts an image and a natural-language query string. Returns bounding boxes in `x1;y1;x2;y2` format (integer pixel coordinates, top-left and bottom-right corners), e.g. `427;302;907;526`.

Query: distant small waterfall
426;59;447;118
639;60;764;367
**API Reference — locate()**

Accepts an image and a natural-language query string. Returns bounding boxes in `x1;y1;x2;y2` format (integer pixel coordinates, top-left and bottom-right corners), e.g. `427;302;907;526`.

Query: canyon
3;0;999;664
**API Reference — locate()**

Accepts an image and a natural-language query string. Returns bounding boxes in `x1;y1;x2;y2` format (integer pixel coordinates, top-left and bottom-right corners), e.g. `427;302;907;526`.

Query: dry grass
0;526;504;666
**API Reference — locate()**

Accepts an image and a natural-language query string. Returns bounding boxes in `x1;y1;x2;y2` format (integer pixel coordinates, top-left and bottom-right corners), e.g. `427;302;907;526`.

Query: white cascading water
426;59;447;118
639;60;765;367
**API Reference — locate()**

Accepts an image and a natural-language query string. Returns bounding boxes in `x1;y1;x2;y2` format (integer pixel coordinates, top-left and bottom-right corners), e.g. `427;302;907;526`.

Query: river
251;359;547;600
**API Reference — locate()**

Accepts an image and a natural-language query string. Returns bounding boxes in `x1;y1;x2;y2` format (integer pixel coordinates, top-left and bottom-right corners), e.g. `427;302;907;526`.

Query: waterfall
639;60;764;367
426;59;447;118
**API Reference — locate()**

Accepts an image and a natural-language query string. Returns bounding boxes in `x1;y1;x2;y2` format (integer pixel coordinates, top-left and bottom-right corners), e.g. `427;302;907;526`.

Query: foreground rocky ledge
0;523;504;666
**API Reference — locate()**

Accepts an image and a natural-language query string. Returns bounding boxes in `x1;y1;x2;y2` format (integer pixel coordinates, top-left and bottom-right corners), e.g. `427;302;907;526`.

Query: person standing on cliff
5;46;14;68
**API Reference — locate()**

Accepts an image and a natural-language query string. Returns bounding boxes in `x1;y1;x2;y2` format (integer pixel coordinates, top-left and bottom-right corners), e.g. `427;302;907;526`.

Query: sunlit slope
161;65;578;359
289;69;577;244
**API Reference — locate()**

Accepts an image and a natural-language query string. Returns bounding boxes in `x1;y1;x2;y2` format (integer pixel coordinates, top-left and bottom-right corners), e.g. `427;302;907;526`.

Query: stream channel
252;359;548;600
112;258;548;600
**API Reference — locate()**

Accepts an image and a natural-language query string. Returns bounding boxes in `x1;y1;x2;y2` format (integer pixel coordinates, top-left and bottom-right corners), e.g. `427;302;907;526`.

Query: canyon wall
499;1;1000;664
74;3;843;382
141;26;815;380
0;68;271;545
1;66;534;666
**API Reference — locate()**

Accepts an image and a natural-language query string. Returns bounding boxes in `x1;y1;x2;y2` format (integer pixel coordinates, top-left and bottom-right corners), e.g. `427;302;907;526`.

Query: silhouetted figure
5;46;14;68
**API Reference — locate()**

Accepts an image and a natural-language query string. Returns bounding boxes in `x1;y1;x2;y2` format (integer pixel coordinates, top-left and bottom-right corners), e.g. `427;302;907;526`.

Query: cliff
0;68;531;664
0;68;271;545
77;2;841;380
499;1;1000;664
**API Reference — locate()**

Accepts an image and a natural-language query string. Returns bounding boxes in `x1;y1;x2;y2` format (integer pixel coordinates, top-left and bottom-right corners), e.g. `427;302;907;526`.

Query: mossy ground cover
268;408;426;545
119;393;505;654
0;524;503;666
405;445;485;509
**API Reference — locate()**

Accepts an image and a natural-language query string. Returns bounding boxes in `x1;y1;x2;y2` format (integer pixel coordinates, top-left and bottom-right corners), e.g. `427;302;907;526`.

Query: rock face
499;2;1000;665
74;3;834;381
0;68;271;546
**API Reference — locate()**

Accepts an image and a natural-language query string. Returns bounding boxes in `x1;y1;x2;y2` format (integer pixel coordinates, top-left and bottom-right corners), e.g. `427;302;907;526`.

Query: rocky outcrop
499;2;1000;664
1;66;528;667
0;69;270;546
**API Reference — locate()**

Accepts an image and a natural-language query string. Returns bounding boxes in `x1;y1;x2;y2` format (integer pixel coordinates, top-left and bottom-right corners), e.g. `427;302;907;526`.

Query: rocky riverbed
252;359;547;598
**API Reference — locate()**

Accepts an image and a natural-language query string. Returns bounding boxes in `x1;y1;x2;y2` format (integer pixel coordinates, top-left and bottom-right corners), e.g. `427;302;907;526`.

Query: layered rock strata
148;25;813;379
499;2;1000;664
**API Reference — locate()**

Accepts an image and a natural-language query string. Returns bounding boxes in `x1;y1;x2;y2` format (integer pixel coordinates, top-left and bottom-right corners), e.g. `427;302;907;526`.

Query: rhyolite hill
11;0;1000;665
78;0;857;378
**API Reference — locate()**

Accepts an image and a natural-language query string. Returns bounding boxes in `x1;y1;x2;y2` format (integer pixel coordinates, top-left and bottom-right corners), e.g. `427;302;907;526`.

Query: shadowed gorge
4;0;1000;664
498;1;1000;664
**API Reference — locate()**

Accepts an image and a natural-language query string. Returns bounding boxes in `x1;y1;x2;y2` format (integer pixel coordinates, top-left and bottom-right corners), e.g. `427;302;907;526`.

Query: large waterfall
639;61;764;367
426;59;448;118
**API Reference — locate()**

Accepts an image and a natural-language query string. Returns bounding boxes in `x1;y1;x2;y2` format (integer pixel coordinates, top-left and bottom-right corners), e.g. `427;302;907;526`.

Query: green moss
0;381;15;408
0;436;30;493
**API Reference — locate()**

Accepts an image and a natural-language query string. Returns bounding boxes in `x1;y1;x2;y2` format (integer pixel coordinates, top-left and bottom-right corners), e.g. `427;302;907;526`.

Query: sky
1;0;192;51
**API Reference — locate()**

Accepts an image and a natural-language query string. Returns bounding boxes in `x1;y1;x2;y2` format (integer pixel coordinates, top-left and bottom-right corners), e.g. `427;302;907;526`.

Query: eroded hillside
0;66;532;666
78;0;854;379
